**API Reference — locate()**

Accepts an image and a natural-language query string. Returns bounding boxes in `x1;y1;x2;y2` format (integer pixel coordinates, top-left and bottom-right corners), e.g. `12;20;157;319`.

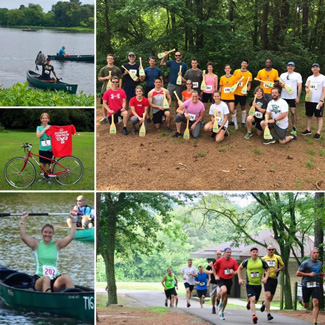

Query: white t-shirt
280;72;302;99
305;74;325;103
209;101;230;128
266;98;289;129
181;266;197;285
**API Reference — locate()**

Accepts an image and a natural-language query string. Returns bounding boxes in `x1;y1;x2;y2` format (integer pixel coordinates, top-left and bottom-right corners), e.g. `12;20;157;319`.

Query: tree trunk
261;0;269;50
104;0;112;53
281;244;293;309
96;192;101;255
272;0;280;50
253;0;259;47
302;0;309;45
196;0;203;50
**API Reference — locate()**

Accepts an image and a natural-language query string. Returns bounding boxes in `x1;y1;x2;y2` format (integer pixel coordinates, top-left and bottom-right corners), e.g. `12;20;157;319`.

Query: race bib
199;282;205;286
224;87;231;93
263;83;270;89
192;82;198;89
306;281;317;288
255;111;263;119
42;265;58;280
129;69;137;76
169;280;173;284
267;260;275;267
224;268;232;275
250;272;259;278
239;81;243;87
206;85;213;92
188;113;196;121
41;139;51;147
310;83;318;90
216;117;221;122
45;70;50;74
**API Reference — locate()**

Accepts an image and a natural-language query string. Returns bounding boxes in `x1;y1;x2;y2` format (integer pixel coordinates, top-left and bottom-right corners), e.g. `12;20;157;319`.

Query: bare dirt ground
96;102;325;191
278;310;325;324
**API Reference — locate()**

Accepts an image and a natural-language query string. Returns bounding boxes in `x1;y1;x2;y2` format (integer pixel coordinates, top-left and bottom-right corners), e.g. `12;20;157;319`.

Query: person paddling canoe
41;58;58;81
20;211;76;292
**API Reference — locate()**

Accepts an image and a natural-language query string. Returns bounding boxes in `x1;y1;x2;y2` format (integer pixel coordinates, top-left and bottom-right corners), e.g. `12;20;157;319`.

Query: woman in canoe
20;211;76;292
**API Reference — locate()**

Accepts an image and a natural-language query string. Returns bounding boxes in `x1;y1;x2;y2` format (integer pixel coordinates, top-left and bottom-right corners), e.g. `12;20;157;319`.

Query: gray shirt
298;259;323;287
181;266;197;285
184;69;203;91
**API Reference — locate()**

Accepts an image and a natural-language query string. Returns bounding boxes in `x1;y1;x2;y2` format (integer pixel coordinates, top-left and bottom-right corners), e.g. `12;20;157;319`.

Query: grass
197;150;207;157
306;149;315;155
0;130;94;190
218;148;226;152
252;148;263;155
304;138;314;145
320;148;325;156
295;180;303;189
306;158;314;169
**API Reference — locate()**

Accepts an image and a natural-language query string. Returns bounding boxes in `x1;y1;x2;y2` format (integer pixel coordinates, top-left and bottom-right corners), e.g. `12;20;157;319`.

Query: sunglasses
186;83;192;85
175;55;181;57
268;249;275;251
112;81;119;84
77;200;84;202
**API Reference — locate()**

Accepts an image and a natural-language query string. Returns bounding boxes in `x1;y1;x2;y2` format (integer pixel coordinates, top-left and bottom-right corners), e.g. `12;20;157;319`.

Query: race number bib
169;280;173;284
129;69;137;76
310;83;318;90
206;85;213;92
224;268;232;275
254;111;263;119
41;139;51;147
216;117;221;122
42;265;58;280
239;81;243;87
250;272;259;278
263;83;270;89
306;281;317;288
267;260;275;267
224;87;231;93
188;113;196;121
192;82;199;89
199;282;205;286
45;70;50;75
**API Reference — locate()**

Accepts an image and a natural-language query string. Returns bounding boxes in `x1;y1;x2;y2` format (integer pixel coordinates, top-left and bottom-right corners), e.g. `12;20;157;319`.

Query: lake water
0;28;94;95
0;193;94;324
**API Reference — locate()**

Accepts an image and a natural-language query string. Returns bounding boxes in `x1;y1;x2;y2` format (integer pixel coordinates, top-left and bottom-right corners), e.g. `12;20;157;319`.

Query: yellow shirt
220;75;237;100
256;68;279;94
233;69;253;96
262;254;284;278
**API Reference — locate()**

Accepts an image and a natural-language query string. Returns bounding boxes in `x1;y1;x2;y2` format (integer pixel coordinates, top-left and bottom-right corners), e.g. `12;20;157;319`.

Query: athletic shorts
165;287;176;299
252;117;263;131
108;110;122;125
33;274;62;292
302;285;322;302
39;150;53;164
283;98;296;108
217;278;233;294
202;92;213;103
184;282;194;292
264;277;278;295
305;102;324;118
223;99;235;104
269;122;287;141
124;87;136;99
197;289;207;297
153;109;170;124
235;95;247;106
209;283;220;297
246;284;262;302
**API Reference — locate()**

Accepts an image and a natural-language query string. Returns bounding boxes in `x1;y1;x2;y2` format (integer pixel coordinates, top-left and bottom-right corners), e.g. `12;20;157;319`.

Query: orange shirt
233;69;253;96
220;75;237;100
256;68;279;94
182;90;193;101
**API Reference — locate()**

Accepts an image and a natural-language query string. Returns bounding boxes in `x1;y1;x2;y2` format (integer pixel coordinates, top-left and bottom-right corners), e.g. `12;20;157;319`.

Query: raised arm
20;212;38;250
56;213;76;250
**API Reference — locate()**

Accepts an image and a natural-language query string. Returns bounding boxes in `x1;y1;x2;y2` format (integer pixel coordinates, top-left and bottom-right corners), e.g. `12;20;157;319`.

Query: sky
0;0;94;12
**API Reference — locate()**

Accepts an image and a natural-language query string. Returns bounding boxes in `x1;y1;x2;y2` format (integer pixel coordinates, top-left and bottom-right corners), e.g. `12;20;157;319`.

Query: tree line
0;1;94;28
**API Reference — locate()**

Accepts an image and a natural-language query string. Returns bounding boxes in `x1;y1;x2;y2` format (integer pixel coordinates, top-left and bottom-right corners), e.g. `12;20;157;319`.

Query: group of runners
98;51;325;143
162;247;323;325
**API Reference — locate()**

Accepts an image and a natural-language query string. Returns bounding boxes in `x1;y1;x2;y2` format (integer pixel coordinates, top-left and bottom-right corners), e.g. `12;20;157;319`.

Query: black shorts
269;122;288;141
184;282;194;292
33;274;62;292
246;284;262;302
217;278;233;294
165;287;176;299
39;150;53;164
202;92;213;103
124;87;136;99
264;277;278;295
108;110;122;124
223;99;235;104
197;289;207;297
305;101;324;118
235;95;247;106
283;98;296;108
153;109;170;124
252;117;263;131
302;285;322;302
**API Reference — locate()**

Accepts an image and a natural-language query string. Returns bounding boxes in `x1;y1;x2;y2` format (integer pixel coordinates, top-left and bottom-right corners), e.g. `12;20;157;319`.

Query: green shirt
37;125;52;151
241;258;269;285
98;65;122;95
165;273;175;290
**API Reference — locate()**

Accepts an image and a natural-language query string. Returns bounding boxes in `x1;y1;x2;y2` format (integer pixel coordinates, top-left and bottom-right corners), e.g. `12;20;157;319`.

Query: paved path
112;289;311;325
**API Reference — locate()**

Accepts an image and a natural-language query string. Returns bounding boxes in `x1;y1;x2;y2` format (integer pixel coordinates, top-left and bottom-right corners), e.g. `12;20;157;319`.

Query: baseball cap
128;52;135;56
312;63;320;67
250;247;258;252
287;61;295;66
224;247;231;252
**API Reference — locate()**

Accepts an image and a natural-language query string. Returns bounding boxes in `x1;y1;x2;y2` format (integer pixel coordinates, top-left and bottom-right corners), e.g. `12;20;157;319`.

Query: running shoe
302;129;312;135
314;133;321;140
229;121;235;126
267;313;274;321
212;306;216;314
291;128;297;136
263;138;276;145
225;129;229;137
252;314;258;324
219;311;225;320
218;301;223;312
260;301;265;312
291;134;297;140
172;132;182;138
210;132;216;139
244;132;253;139
246;299;251;310
47;179;52;185
131;127;136;135
100;117;108;123
165;301;167;307
187;302;191;308
235;124;238;130
38;178;46;182
122;128;129;135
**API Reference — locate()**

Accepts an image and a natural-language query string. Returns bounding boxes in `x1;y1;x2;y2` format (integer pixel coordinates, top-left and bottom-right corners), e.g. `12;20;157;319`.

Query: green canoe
0;266;94;323
47;55;94;62
75;228;94;242
27;70;78;94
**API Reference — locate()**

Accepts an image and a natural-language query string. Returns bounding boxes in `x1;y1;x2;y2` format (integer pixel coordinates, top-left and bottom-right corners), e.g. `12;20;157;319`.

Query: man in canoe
41;58;59;81
58;45;69;57
20;212;76;292
67;195;94;229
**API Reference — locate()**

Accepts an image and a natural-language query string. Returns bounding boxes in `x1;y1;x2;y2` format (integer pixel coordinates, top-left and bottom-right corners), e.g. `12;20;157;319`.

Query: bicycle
4;143;84;188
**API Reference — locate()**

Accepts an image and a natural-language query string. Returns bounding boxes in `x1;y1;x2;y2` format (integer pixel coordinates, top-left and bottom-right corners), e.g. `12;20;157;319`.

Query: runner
98;54;122;123
183;58;203;93
237;247;269;324
244;87;269;139
148;78;172;132
255;59;279;100
260;87;297;144
302;63;325;140
233;60;253;127
181;259;197;308
279;62;302;135
172;91;205;138
213;247;239;320
261;245;285;321
195;265;209;308
161;268;178;308
206;250;222;314
202;61;218;104
182;80;194;102
203;91;229;142
296;248;324;325
219;64;238;129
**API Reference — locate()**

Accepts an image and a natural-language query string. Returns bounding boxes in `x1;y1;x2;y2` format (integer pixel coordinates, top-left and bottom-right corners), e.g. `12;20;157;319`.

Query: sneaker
165;301;168;307
225;130;229;137
291;128;297;136
218;301;223;312
229;121;235;126
246;299;251;310
241;122;246;128
252;315;258;324
302;129;312;135
210;132;216;139
263;138;276;145
131;127;136;135
314;133;321;140
291;134;297;141
167;127;172;133
122;128;129;135
212;306;216;314
244;132;253;139
172;132;182;138
219;311;225;320
99;117;108;123
267;313;274;321
38;177;46;182
47;179;52;185
235;124;238;130
187;302;191;308
260;301;265;312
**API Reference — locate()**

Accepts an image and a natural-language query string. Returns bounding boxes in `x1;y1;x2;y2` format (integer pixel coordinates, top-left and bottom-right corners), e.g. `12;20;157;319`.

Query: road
110;289;311;325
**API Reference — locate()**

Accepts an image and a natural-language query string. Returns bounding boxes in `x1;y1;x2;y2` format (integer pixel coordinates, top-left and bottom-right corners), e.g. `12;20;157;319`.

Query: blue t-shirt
121;63;139;88
299;259;323;287
58;48;65;56
144;67;162;87
195;272;208;290
166;60;188;85
78;205;92;215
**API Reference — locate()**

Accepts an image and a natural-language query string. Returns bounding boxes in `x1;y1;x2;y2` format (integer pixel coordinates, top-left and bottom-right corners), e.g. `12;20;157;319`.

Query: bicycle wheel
53;156;84;186
4;158;36;188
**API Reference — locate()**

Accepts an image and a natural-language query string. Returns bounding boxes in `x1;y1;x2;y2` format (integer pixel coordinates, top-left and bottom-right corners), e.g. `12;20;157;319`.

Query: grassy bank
3;26;94;33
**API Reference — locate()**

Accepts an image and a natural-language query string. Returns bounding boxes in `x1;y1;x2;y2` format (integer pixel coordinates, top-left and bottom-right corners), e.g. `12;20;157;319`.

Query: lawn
0;130;94;190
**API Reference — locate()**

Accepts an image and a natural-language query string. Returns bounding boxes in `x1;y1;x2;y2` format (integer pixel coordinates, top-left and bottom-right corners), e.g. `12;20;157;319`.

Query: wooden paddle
249;94;257;116
139;112;146;137
110;113;117;134
264;114;271;139
0;212;69;217
183;119;190;140
213;110;219;132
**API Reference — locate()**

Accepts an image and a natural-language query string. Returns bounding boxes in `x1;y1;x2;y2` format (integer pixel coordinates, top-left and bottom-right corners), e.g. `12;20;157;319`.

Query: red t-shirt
214;257;239;279
102;88;126;116
46;125;76;157
130;96;149;118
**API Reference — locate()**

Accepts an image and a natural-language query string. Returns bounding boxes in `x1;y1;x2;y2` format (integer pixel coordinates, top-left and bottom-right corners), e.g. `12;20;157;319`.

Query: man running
195;265;209;308
213;247;239;320
238;247;269;324
161;268;178;307
296;248;324;325
261;245;285;321
256;59;279;100
302;63;325;140
206;250;222;314
279;62;302;135
183;58;203;93
181;259;197;308
260;87;297;145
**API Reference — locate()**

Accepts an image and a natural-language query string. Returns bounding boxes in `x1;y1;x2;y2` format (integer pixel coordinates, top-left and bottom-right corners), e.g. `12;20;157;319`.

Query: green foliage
306;159;314;169
197;150;206;157
319;148;325;157
252;148;263;155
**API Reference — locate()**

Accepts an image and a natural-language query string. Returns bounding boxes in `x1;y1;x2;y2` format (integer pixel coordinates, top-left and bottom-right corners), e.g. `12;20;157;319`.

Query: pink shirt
102;88;126;116
183;99;205;121
204;74;216;94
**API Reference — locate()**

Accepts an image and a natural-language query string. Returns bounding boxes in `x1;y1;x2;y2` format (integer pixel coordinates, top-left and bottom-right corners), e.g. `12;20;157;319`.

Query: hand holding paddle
213;110;219;133
264;114;271;139
241;76;250;95
139;112;146;137
249;94;257;116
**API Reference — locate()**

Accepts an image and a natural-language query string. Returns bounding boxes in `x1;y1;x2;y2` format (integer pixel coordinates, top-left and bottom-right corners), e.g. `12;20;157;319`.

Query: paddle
0;212;72;217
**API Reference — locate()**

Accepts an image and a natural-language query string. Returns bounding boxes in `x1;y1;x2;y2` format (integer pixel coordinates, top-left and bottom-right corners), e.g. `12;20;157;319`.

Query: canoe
27;70;78;94
0;266;94;323
47;55;94;62
22;29;37;32
75;228;94;242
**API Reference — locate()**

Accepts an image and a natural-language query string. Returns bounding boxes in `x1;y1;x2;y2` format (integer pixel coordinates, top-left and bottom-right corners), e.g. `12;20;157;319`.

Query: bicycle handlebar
22;143;33;149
